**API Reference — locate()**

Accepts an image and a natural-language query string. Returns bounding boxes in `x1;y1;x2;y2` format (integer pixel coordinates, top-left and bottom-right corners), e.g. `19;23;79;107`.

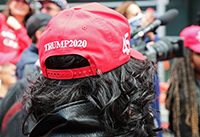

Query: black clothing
0;77;35;137
29;102;149;137
16;43;38;79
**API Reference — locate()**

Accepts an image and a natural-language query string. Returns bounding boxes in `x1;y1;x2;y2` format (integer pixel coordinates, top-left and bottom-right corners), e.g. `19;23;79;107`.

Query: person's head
26;13;52;44
38;0;68;16
23;2;157;136
115;1;142;19
3;0;34;24
180;25;200;76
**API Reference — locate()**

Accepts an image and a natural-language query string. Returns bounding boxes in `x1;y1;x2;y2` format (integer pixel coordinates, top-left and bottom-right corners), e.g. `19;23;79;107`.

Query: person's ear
35;30;43;40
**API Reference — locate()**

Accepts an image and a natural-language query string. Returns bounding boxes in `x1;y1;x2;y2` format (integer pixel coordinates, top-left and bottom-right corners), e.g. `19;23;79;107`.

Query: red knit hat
38;2;145;80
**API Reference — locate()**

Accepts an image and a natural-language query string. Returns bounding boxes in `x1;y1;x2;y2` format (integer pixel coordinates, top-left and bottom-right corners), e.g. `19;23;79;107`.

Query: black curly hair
22;55;159;136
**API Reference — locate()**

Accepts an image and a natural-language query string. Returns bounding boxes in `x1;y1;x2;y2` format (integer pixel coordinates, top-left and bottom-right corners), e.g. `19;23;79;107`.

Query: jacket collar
29;101;105;137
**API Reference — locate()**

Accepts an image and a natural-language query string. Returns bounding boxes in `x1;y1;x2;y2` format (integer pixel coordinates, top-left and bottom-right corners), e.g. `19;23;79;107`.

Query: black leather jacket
29;102;149;137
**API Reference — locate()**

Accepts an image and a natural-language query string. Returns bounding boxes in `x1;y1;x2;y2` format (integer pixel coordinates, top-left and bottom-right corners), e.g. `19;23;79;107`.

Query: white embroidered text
44;39;87;52
122;32;130;55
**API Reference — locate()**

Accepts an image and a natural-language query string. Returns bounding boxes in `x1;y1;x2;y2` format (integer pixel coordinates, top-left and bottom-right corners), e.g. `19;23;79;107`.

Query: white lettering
74;39;77;47
122;32;130;55
63;40;69;47
82;40;87;48
68;40;74;47
196;31;200;42
48;42;54;51
44;44;48;51
54;41;62;48
3;38;19;49
44;39;87;52
1;31;16;39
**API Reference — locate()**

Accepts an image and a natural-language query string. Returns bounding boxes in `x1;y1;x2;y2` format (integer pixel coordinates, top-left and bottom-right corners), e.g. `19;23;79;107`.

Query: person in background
0;0;33;101
0;13;51;137
16;13;52;79
115;1;142;19
38;0;68;16
22;2;160;137
15;0;67;78
115;1;162;137
166;25;200;137
115;1;156;42
0;0;34;65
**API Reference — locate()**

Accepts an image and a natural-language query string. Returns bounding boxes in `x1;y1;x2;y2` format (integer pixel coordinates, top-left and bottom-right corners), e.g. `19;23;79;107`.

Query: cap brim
189;43;200;53
130;48;145;60
0;51;18;65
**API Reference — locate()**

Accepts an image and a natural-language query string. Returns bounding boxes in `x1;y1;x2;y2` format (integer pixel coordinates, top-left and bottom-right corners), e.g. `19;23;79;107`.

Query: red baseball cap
38;2;145;80
180;25;200;53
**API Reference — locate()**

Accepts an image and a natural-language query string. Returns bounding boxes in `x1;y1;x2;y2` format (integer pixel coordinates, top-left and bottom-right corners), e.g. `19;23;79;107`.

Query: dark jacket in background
16;43;38;79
